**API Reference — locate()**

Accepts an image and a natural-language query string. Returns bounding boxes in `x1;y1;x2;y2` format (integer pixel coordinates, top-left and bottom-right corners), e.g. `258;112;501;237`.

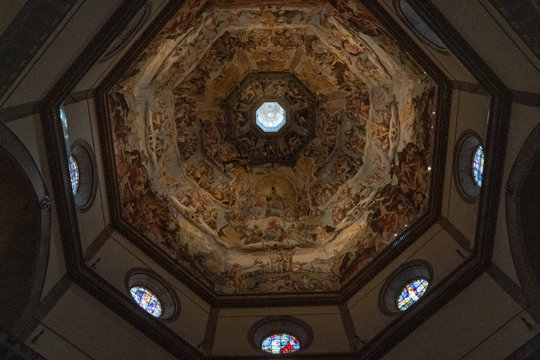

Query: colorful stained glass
69;155;80;195
472;145;484;187
261;333;300;354
397;279;429;311
256;102;286;132
129;286;162;317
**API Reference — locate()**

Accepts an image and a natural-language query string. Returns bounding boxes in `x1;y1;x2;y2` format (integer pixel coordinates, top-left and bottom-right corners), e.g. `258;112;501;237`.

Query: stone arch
506;122;540;323
0;122;50;338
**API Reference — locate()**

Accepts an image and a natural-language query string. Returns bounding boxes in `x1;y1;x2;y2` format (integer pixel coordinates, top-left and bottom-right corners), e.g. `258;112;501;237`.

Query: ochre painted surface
106;0;437;295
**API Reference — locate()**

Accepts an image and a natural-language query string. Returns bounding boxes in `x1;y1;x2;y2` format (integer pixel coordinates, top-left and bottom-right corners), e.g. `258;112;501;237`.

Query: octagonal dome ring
224;72;317;165
256;101;287;133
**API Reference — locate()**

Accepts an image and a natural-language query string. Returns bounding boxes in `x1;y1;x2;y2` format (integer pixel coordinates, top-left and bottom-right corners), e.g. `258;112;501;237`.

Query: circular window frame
70;139;98;212
394;0;448;53
453;130;484;202
249;96;293;138
99;2;152;62
255;101;287;133
379;260;433;315
248;316;313;355
125;269;179;321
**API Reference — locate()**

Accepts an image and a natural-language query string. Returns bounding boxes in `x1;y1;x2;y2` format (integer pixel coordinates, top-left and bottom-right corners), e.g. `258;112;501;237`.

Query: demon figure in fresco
106;0;437;295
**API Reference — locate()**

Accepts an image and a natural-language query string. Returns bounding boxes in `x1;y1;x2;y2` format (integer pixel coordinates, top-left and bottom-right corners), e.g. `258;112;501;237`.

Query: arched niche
0;122;50;337
506;122;540;323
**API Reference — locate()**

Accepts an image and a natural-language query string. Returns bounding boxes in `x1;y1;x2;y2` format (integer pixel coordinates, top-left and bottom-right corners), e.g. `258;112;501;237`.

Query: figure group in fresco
223;73;318;164
108;0;437;295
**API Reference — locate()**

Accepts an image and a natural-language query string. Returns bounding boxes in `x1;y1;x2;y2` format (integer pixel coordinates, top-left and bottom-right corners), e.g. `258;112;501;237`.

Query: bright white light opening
256;102;286;132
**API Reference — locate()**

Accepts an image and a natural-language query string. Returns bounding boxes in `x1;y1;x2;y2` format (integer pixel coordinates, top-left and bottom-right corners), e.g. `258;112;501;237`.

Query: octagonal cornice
223;71;317;165
95;0;449;305
36;0;512;359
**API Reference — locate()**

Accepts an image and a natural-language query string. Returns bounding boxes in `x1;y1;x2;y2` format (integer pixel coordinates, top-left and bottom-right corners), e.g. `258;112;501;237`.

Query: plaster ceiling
105;0;438;295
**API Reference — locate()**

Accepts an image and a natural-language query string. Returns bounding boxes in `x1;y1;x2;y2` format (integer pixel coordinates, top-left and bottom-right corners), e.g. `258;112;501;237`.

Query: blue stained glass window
261;333;300;354
472;145;484;187
129;286;162;317
256;102;286;132
69;155;80;195
397;279;429;311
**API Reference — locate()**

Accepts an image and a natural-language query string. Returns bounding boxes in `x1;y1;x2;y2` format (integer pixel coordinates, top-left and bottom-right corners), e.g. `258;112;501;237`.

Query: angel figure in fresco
371;122;390;151
332;207;347;225
187;161;214;189
240;84;256;104
244;225;264;245
297;114;308;129
287;133;303;148
239;133;257;152
223;263;243;293
263;142;280;156
394;143;428;196
264;219;286;243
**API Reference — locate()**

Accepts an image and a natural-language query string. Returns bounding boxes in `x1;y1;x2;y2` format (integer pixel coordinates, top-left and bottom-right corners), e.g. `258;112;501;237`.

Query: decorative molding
38;0;511;360
95;0;452;308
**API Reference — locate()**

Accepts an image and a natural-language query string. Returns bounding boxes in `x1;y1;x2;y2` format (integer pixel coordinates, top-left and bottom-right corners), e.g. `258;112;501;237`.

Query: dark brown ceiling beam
512;89;540;108
451;81;540;108
0;89;95;123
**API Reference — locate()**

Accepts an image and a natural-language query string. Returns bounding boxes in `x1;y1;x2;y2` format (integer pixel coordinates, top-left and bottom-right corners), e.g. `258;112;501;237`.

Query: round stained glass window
397;279;429;311
256;102;286;132
261;333;300;354
129;286;163;317
396;0;446;51
68;155;80;195
472;145;484;187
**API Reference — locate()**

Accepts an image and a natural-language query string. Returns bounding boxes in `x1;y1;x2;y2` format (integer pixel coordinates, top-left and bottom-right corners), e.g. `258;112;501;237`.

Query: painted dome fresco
105;0;437;296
